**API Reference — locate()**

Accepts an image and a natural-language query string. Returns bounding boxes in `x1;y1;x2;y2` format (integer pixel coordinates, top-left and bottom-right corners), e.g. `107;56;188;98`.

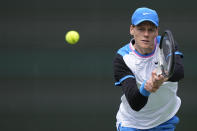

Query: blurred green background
0;0;196;130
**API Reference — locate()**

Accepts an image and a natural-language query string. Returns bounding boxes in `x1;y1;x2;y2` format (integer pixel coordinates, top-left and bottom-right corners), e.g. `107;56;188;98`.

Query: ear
130;25;134;35
155;27;159;36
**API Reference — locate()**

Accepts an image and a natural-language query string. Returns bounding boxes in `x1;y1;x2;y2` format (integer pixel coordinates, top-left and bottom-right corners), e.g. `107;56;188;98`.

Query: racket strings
159;31;175;77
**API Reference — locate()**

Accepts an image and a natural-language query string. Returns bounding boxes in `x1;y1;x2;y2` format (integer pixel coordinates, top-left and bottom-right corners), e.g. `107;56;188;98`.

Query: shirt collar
129;38;157;58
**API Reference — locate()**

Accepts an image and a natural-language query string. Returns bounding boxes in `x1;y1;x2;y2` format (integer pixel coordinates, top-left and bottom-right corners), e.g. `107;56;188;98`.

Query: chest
123;52;159;84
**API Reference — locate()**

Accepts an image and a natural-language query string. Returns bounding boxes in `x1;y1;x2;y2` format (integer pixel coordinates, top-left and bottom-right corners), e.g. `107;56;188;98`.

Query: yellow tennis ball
65;30;80;44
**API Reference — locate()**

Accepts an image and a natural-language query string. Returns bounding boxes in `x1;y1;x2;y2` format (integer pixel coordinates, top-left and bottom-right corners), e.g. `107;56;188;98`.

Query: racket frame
158;30;176;78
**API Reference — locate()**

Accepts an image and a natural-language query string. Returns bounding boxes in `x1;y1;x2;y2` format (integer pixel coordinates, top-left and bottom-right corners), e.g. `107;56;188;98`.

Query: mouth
141;40;150;43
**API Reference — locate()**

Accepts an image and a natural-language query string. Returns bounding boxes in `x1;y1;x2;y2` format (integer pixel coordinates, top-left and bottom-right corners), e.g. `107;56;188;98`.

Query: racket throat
156;65;162;75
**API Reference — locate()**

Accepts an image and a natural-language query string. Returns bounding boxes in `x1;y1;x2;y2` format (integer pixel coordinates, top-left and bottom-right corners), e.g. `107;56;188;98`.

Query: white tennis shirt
116;39;181;129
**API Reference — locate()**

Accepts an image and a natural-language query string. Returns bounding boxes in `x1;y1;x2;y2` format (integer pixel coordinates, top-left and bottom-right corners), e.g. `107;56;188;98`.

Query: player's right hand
145;70;167;93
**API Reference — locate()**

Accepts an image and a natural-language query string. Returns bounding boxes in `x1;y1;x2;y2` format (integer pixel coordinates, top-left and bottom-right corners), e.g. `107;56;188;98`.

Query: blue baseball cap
131;7;159;27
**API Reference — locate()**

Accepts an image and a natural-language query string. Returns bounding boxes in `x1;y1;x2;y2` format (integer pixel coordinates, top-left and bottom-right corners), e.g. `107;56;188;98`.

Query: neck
134;44;155;55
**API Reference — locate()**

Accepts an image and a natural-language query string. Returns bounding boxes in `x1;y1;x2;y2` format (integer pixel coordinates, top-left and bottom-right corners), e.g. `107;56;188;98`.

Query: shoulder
117;43;132;57
156;35;161;44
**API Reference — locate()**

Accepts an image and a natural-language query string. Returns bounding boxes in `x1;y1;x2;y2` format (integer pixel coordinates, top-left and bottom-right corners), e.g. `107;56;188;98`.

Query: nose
144;30;149;37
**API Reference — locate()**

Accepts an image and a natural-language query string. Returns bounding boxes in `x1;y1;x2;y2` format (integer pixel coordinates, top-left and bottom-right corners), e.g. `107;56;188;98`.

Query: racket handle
156;66;162;76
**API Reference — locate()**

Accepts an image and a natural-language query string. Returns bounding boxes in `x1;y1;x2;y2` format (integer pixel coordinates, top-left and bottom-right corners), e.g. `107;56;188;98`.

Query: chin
142;45;152;49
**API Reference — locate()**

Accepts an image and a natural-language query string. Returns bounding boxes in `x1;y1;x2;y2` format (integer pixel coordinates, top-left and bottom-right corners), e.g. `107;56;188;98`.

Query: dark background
0;0;196;130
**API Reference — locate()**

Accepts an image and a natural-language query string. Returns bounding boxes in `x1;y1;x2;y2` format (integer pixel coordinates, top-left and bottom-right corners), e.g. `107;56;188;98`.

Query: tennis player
113;7;184;131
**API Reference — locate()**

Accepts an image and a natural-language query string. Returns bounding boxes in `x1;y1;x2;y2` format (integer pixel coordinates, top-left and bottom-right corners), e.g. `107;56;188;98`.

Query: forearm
122;78;149;111
114;54;149;111
168;55;184;82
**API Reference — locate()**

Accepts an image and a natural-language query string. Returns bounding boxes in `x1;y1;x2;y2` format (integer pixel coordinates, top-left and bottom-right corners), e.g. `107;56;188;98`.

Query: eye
149;28;156;32
138;28;144;31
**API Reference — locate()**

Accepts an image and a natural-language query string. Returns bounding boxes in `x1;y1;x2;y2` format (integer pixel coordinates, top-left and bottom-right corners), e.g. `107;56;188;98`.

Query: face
130;21;158;54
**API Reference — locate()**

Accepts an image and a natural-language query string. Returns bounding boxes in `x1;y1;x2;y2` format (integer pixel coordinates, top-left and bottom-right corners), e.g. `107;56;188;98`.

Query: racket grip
156;66;162;76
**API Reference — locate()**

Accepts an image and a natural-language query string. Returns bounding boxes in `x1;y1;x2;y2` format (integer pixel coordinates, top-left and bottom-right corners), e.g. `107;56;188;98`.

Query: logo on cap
142;12;151;15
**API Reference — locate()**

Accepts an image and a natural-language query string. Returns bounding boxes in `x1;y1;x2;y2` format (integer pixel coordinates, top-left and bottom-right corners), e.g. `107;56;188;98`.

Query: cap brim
134;19;158;27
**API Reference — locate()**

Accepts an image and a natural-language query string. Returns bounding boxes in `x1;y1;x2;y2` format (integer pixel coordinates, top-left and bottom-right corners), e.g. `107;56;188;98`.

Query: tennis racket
156;30;176;78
